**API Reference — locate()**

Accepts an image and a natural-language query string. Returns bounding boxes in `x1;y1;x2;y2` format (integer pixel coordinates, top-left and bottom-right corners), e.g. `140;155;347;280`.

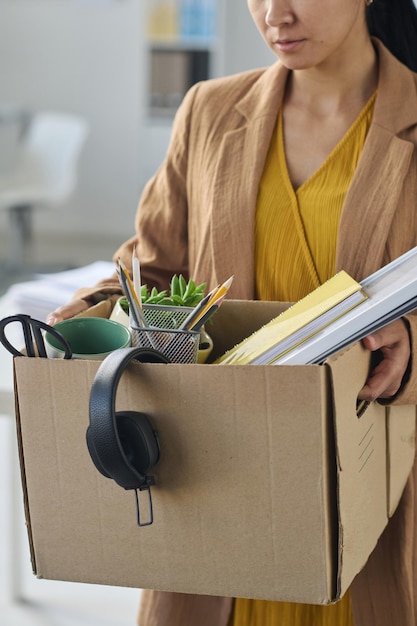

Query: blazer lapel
336;39;417;280
210;63;289;299
336;129;414;280
209;39;417;293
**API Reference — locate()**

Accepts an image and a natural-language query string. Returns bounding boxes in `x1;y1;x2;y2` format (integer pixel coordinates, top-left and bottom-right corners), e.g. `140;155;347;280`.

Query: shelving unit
146;0;219;119
149;44;211;117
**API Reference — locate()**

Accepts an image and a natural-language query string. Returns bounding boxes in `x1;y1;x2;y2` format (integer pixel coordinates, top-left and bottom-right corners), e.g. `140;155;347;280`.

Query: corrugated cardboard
13;300;416;604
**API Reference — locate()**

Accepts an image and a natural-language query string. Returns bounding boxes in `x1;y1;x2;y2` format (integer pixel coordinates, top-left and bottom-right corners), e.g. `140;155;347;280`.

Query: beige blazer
77;40;417;625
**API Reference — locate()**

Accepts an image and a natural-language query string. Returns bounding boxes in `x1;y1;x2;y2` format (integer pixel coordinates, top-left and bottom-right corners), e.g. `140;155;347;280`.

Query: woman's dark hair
367;0;417;72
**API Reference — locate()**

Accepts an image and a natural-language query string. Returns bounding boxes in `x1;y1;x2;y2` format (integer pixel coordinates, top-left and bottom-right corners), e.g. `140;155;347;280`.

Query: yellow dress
231;93;376;626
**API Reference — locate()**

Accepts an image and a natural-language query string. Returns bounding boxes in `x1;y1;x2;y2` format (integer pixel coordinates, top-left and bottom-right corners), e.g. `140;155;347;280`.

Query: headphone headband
88;346;169;490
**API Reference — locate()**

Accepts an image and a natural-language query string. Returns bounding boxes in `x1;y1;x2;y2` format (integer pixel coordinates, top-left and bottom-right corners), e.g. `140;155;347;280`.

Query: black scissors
0;314;72;359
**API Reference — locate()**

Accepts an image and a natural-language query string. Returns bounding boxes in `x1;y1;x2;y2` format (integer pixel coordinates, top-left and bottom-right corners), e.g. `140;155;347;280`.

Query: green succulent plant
120;275;206;313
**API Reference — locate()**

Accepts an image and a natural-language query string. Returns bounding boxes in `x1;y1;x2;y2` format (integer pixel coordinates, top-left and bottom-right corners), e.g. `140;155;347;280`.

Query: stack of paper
276;246;417;365
216;271;367;365
5;262;114;322
216;245;417;366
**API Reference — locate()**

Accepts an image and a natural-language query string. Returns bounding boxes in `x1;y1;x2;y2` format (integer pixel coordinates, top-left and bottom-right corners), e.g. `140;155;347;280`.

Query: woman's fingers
46;299;90;325
358;319;411;401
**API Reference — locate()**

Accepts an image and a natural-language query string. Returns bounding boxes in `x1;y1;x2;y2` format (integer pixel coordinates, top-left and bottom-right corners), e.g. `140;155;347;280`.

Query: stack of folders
216;271;367;365
216;245;417;366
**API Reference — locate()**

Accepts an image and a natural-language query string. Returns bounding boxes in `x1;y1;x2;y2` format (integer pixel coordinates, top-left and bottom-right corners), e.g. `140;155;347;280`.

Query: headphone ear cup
86;425;112;479
115;411;160;476
87;346;170;490
86;411;160;489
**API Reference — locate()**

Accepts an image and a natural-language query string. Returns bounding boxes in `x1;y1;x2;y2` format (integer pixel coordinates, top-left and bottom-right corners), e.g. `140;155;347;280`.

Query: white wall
0;0;274;241
0;0;146;239
218;0;275;76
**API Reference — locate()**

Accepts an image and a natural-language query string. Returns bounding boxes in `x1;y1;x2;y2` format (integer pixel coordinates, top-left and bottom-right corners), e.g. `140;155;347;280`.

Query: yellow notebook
215;271;368;366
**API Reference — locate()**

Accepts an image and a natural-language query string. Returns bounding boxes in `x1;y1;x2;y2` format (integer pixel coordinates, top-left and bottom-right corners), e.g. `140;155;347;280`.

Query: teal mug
45;317;131;360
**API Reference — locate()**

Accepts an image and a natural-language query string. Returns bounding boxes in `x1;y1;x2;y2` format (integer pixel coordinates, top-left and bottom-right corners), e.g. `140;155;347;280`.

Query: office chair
0;111;89;270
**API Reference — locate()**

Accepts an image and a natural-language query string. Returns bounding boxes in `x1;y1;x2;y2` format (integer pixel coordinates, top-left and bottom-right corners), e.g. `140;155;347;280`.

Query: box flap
326;343;388;598
386;405;415;516
199;299;290;361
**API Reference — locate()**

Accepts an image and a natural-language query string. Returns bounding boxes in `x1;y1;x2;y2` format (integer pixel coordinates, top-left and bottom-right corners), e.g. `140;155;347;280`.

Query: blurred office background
0;0;274;289
0;1;274;624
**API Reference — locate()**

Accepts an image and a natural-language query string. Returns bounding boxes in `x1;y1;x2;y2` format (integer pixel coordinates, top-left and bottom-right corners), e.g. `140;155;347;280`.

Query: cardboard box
13;300;416;604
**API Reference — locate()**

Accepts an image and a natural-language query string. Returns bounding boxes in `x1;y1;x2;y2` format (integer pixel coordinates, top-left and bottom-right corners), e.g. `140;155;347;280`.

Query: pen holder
139;304;213;363
110;301;192;329
110;301;213;363
130;323;199;364
142;304;193;330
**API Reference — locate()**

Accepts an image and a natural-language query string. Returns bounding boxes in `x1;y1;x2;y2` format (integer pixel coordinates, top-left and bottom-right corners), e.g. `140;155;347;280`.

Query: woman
48;0;417;624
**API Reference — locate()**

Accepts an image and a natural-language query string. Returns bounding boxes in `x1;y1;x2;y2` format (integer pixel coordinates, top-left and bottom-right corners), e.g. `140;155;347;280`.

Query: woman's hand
358;319;411;402
46;298;90;326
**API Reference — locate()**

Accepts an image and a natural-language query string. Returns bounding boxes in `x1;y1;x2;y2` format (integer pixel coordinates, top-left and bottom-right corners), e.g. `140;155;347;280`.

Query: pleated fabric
232;93;376;626
254;93;376;302
231;597;353;626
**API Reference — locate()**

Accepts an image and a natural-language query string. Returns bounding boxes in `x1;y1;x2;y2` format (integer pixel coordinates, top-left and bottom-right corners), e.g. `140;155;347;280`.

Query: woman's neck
280;36;379;190
285;38;378;118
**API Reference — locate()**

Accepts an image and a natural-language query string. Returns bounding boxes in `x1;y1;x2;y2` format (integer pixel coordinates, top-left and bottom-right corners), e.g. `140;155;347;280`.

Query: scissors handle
0;314;72;359
0;316;24;356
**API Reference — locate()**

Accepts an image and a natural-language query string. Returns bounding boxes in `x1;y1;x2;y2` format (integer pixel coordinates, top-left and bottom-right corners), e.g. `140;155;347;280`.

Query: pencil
118;258;146;328
132;245;142;310
181;276;234;331
190;304;219;331
179;283;220;331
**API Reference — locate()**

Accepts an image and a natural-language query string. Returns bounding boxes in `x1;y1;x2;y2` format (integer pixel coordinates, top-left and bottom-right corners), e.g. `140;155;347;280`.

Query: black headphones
87;346;170;525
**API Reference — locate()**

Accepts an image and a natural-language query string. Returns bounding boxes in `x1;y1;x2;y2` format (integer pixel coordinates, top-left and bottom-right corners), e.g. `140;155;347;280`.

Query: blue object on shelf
180;0;216;40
